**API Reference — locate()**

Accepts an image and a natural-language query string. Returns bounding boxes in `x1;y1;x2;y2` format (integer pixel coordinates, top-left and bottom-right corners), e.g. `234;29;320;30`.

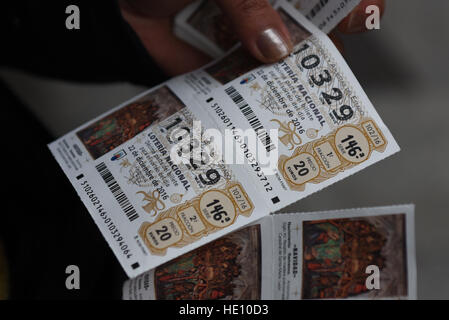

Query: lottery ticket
123;205;416;300
49;0;399;277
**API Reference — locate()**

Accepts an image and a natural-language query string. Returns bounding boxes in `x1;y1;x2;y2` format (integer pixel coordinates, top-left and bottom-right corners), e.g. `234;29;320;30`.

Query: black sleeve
0;0;167;87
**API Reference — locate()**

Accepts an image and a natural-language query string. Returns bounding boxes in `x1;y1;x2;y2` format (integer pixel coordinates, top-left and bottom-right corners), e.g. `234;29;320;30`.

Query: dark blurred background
0;0;448;298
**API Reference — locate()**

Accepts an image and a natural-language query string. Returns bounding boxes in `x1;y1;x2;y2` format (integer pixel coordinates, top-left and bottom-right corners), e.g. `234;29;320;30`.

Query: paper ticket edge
47;1;402;279
47;143;143;278
122;204;416;300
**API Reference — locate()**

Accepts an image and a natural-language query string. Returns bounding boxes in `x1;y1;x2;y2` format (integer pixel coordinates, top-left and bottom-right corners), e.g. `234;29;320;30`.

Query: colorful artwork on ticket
76;86;185;159
301;214;408;299
154;225;261;300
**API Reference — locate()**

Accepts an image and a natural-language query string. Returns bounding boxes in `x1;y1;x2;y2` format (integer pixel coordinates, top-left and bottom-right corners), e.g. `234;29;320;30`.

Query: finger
337;0;385;34
214;0;293;63
121;9;211;76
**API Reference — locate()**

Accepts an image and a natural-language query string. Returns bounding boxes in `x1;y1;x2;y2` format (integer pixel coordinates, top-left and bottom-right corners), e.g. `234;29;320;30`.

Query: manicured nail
256;28;292;62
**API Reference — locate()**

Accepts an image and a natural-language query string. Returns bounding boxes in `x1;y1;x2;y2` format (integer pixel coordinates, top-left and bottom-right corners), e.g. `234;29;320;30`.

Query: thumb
214;0;293;63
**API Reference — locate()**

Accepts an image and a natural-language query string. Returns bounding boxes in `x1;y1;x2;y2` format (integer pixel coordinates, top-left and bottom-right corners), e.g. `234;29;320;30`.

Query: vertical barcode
225;86;276;153
95;162;139;222
307;0;330;19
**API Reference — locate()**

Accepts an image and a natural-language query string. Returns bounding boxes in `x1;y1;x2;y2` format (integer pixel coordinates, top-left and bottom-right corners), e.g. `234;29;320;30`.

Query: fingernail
256;28;292;62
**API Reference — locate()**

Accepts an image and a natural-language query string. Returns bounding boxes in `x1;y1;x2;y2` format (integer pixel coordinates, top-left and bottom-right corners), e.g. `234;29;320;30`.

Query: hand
119;0;385;76
119;0;211;76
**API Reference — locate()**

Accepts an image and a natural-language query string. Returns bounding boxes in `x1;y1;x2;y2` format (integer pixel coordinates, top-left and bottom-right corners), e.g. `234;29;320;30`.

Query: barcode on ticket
95;162;139;222
225;86;276;153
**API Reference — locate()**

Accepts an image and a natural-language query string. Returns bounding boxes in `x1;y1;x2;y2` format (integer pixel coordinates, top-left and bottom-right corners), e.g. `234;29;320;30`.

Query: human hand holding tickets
119;0;385;76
